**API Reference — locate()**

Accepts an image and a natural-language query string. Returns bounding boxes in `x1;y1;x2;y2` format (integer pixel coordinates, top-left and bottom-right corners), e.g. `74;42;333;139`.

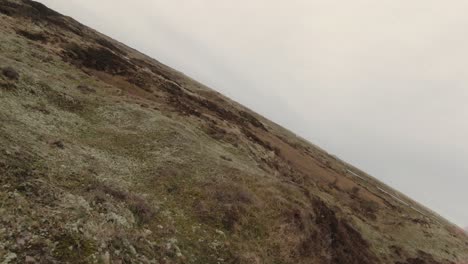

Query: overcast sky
37;0;468;227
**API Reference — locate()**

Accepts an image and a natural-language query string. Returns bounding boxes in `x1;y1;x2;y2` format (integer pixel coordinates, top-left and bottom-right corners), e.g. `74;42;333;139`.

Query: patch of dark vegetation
62;43;135;75
173;94;271;142
390;245;404;257
348;190;380;221
159;79;184;96
239;110;267;131
409;217;431;227
205;123;228;140
350;186;361;198
168;95;202;117
43;88;84;112
0;0;84;36
31;52;54;64
0;148;41;186
27;1;61;17
50;140;65;149
395;250;443;264
131;58;184;87
16;29;48;42
196;96;237;120
53;233;96;262
287;198;378;264
95;37;127;56
2;66;19;80
161;83;223;118
267;157;306;184
0;149;55;203
241;127;279;154
127;195;156;225
0;0;58;19
143;69;268;134
276;135;320;160
0;80;17;90
220;155;233;162
127;71;150;91
359;199;380;220
94;183;128;201
0;1;22;16
202;120;240;144
128;69;269;138
24;102;50;114
91;183;156;225
76;84;96;94
194;182;258;232
127;71;164;93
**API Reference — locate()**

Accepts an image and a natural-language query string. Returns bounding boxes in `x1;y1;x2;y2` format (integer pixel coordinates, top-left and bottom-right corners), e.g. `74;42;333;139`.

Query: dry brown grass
0;1;467;263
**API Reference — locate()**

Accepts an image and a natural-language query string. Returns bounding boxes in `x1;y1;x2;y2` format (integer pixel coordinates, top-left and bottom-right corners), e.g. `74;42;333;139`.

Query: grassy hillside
0;0;467;263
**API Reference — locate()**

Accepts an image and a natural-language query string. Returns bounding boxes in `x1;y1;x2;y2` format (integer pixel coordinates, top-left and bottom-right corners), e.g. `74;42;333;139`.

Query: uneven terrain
0;0;467;263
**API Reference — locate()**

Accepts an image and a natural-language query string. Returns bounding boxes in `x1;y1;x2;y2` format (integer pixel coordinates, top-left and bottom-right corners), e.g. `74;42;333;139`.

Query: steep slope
0;1;467;263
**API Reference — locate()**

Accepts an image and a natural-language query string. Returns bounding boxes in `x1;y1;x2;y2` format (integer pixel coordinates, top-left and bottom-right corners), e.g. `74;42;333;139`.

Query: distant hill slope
0;0;466;263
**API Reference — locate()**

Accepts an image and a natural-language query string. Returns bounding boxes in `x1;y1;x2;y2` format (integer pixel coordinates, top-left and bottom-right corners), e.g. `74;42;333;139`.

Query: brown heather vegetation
0;0;467;263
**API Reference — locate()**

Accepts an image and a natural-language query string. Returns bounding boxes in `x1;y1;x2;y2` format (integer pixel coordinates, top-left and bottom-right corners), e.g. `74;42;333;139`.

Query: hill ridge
0;0;467;263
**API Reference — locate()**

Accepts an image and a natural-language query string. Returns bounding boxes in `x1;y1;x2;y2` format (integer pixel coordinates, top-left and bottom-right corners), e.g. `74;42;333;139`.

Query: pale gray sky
37;0;468;227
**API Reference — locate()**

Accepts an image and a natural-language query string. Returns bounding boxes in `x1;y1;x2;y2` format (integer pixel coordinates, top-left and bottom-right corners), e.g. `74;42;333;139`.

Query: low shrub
2;66;19;80
127;195;156;225
93;182;156;225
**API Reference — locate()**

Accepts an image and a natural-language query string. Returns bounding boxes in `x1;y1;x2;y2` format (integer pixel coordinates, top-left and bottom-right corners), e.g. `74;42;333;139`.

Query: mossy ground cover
0;1;467;263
